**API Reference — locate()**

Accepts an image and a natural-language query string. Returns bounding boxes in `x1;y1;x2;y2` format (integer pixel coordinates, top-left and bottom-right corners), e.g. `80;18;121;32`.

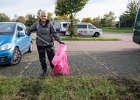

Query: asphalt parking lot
0;32;140;77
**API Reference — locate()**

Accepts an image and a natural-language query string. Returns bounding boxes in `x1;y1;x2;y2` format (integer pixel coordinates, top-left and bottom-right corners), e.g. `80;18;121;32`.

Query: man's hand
59;41;65;44
25;29;31;36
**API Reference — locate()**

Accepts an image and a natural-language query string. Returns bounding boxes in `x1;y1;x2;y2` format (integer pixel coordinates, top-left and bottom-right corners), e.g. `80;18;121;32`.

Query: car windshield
0;23;16;35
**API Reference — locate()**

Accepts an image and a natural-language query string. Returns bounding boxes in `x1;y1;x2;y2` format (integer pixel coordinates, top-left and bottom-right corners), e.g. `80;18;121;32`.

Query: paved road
0;32;140;77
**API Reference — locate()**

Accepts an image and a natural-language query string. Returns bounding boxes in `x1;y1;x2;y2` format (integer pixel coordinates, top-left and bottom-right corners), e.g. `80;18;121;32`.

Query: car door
16;23;29;54
88;24;96;35
77;24;88;35
21;23;31;52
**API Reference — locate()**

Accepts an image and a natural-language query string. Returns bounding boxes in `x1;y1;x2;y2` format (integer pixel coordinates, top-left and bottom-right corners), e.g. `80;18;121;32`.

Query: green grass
60;36;120;41
31;35;120;41
102;28;133;33
0;76;140;100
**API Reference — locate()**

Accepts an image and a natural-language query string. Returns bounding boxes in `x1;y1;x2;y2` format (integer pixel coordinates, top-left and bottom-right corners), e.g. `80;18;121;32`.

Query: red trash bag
52;44;70;76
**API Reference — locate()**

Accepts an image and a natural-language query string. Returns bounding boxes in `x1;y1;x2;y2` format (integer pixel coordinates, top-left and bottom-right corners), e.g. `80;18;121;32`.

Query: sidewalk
21;40;140;77
0;34;140;77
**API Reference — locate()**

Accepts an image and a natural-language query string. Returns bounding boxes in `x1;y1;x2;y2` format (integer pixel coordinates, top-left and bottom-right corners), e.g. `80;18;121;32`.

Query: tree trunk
70;13;74;37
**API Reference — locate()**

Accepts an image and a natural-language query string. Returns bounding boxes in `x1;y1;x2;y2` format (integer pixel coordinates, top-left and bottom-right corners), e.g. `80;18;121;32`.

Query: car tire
27;42;33;53
10;47;21;65
63;32;66;36
93;32;100;37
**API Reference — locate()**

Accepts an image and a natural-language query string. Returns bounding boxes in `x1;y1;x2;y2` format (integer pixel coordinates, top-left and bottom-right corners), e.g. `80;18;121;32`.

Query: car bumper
133;36;140;44
133;29;140;44
0;48;14;64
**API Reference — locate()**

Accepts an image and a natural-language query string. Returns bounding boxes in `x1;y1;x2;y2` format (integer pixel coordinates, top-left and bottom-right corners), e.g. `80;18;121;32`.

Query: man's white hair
37;9;47;17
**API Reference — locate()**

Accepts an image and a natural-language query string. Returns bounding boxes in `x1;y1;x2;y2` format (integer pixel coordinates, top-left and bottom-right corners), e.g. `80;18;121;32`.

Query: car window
88;25;96;29
17;25;23;31
17;23;26;36
21;23;27;30
77;25;87;29
63;23;68;28
0;23;16;34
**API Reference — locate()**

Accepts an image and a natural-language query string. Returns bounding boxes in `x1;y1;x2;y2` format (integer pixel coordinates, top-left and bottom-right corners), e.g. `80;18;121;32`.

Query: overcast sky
0;0;129;21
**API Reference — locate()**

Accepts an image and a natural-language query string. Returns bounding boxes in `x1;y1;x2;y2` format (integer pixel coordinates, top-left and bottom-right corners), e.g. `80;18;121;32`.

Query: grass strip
0;76;140;100
60;36;120;41
102;28;133;33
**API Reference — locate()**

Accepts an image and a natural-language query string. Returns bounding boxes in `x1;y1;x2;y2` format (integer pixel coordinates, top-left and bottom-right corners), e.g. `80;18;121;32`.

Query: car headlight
0;43;14;50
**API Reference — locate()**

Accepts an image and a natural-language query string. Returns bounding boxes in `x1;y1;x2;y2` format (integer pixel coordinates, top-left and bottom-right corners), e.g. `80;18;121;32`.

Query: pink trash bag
52;44;70;76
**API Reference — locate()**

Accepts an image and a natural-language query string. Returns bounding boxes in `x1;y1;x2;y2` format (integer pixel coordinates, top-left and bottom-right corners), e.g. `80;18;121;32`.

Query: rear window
0;23;16;35
77;25;87;29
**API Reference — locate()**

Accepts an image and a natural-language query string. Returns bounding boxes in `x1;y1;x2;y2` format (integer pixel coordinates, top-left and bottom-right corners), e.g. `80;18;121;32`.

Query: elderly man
26;10;64;77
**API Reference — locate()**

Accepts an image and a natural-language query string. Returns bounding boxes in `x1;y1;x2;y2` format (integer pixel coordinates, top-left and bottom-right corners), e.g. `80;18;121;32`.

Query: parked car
133;8;140;45
65;22;102;37
0;22;32;65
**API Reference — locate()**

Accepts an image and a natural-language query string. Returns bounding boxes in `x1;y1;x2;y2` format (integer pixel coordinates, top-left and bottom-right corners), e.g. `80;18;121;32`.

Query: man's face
40;13;47;22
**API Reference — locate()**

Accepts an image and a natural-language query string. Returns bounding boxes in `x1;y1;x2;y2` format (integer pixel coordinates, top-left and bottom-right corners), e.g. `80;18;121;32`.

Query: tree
0;13;10;22
37;9;42;20
47;12;53;20
16;16;26;24
81;17;93;23
120;0;140;27
25;14;37;27
93;17;102;28
55;0;89;37
11;14;18;21
100;11;116;27
14;14;18;20
54;14;70;20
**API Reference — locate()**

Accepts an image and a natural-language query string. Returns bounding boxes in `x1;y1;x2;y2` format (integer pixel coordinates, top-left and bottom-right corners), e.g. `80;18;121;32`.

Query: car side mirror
17;31;25;37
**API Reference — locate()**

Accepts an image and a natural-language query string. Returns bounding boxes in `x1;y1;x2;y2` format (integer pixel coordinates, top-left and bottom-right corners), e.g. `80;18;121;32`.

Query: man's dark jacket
27;20;61;46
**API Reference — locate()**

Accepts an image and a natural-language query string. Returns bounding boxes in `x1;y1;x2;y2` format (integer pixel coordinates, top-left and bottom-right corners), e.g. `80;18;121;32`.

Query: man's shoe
40;71;47;77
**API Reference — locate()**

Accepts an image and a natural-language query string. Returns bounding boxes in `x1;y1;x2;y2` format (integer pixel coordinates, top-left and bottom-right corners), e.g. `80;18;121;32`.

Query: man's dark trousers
37;45;55;72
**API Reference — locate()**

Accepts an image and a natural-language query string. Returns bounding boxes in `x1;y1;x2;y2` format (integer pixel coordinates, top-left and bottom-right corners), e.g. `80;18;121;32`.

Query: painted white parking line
84;51;118;77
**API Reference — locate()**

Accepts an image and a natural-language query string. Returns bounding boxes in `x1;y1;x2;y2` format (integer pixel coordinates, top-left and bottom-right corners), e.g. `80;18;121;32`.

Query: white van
66;22;102;37
60;22;70;35
52;20;69;33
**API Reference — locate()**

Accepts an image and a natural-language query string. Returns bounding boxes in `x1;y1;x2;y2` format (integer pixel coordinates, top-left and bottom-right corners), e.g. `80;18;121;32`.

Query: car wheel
10;47;21;65
93;32;100;37
63;32;66;36
27;42;33;53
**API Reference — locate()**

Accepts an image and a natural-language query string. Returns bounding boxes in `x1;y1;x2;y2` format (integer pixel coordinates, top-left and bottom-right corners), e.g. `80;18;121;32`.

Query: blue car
0;22;32;65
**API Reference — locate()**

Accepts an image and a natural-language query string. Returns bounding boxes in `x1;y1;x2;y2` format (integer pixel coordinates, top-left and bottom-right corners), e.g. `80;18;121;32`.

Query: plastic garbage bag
52;44;70;76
